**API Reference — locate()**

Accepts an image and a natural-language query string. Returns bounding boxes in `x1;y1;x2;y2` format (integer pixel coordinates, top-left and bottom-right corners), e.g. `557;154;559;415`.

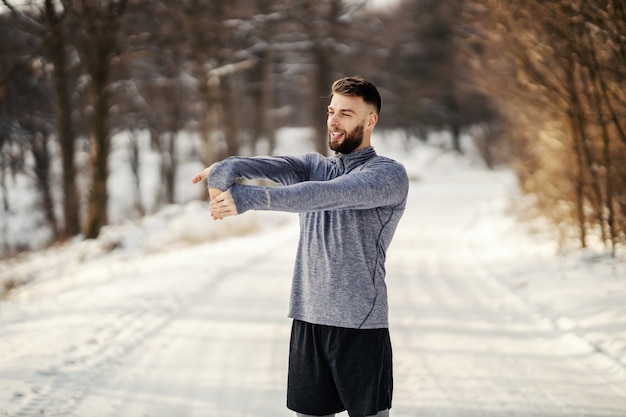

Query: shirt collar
336;146;377;169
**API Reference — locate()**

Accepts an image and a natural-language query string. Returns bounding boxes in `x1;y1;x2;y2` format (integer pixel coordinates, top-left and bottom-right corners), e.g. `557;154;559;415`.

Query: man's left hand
210;190;238;220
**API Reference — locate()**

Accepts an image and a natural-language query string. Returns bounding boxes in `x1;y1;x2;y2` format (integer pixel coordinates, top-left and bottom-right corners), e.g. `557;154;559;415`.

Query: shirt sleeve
207;154;313;191
230;159;409;214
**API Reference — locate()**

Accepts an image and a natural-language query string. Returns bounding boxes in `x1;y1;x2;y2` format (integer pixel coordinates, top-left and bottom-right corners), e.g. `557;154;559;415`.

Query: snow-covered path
2;148;626;416
1;221;298;417
388;165;626;416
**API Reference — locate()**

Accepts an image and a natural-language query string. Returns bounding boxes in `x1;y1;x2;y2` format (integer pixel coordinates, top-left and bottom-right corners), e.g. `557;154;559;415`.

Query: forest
0;0;625;257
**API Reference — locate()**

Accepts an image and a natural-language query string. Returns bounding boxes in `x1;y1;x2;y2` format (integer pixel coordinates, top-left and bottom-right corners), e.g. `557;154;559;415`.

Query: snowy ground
1;130;625;416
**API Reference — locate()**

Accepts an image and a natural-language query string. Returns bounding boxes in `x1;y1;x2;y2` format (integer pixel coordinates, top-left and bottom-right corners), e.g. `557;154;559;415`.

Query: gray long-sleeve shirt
208;146;409;329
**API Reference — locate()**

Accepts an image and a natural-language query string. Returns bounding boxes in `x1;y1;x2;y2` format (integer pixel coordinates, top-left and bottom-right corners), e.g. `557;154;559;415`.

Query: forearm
230;165;408;214
207;155;310;191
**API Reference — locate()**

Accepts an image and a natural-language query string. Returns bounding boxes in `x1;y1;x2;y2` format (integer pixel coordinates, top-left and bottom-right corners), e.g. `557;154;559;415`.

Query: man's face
327;93;376;154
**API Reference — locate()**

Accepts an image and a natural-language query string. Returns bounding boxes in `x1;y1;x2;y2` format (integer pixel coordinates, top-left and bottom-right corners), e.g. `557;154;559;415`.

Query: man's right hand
191;164;215;185
192;163;222;201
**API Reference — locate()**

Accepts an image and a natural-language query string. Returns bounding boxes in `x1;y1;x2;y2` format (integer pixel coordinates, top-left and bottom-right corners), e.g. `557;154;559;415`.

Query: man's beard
329;124;364;154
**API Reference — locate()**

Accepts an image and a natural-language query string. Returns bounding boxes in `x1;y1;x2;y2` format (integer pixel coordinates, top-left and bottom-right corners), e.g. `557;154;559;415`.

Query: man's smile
329;130;345;140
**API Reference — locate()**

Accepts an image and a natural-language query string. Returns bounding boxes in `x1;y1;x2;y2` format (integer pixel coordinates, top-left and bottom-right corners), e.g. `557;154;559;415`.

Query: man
192;76;408;417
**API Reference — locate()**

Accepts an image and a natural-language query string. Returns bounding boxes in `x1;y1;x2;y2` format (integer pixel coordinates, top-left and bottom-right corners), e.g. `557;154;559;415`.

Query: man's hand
192;164;235;219
209;190;238;220
192;164;222;201
191;164;215;185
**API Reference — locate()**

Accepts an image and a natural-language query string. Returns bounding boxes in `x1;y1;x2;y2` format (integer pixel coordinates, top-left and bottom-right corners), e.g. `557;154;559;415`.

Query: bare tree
249;0;279;153
43;0;81;239
64;0;128;239
2;0;81;240
466;0;626;252
115;0;190;207
287;0;349;154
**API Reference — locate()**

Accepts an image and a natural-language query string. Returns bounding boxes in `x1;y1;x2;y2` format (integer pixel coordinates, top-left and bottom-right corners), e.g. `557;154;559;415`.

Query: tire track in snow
9;294;184;416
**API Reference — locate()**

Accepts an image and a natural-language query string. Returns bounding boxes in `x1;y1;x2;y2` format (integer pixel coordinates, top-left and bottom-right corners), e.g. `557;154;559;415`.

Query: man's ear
367;113;378;128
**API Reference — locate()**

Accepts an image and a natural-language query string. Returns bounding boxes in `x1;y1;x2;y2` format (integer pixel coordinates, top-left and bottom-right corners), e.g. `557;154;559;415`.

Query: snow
0;128;625;416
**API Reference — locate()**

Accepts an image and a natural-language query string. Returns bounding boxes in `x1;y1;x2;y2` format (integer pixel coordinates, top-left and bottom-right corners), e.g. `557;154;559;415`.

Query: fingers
192;164;223;204
191;164;237;221
191;167;210;184
191;164;216;184
209;190;238;220
210;198;236;218
210;205;236;220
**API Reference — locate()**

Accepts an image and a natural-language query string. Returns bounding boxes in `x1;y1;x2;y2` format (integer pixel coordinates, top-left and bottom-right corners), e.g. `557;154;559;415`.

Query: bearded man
193;76;409;417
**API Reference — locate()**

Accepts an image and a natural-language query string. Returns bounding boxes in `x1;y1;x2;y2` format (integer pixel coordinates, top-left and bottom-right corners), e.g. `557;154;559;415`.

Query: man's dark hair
331;76;382;115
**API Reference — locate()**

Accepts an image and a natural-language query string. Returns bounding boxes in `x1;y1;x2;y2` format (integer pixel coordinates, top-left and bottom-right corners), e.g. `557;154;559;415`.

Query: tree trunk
311;44;332;155
253;45;275;154
128;129;145;216
221;76;240;159
585;33;618;255
45;0;80;240
446;93;462;154
571;64;605;245
76;0;127;239
565;103;588;248
83;79;110;239
31;133;58;241
162;131;176;205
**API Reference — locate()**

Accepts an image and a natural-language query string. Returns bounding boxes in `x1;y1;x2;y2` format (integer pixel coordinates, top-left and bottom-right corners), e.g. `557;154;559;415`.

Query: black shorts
287;319;393;417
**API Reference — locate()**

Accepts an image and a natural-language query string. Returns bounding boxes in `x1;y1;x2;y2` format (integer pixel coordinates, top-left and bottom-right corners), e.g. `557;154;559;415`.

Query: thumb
191;166;213;184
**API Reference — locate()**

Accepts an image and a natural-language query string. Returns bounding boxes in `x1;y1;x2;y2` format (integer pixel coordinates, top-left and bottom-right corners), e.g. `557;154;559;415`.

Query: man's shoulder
372;154;402;164
367;154;407;172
